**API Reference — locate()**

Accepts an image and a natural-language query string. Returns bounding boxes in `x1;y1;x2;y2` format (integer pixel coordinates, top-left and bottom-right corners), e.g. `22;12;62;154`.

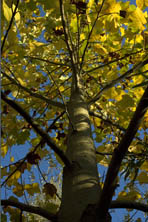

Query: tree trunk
58;89;101;222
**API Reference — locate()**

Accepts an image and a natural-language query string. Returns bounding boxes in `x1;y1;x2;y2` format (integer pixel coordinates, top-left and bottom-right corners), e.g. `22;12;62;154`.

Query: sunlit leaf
117;190;141;200
24;183;40;195
1;144;8;157
3;0;12;22
128;7;147;31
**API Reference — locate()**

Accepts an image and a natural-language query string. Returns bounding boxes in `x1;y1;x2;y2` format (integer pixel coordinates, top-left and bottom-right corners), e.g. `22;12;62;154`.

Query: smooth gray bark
58;89;101;222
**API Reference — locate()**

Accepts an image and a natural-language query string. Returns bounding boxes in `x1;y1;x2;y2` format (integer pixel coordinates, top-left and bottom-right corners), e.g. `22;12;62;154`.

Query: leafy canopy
1;0;148;221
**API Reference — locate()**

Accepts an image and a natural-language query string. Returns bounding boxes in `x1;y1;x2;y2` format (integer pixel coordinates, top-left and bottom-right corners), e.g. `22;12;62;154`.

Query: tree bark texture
58;89;101;222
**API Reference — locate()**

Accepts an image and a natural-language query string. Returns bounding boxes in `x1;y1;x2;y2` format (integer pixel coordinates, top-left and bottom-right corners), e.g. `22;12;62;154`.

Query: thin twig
1;111;65;186
1;0;20;53
89;56;148;105
1;199;57;221
2;92;71;167
86;49;145;74
2;71;65;109
97;86;148;219
24;56;71;67
46;69;76;131
79;0;106;73
59;0;78;90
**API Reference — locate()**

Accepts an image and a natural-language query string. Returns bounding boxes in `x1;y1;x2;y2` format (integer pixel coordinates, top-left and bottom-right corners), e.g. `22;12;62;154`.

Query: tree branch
2;199;148;222
80;0;106;72
86;49;145;74
1;0;20;53
59;0;75;66
59;0;78;90
110;200;148;213
89;56;148;105
96;86;148;219
24;56;71;67
2;71;65;109
1;92;71;167
1;111;65;187
1;199;57;222
89;110;148;146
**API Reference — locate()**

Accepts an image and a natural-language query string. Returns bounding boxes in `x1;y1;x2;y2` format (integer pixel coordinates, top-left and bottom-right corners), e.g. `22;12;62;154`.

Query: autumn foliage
1;0;148;221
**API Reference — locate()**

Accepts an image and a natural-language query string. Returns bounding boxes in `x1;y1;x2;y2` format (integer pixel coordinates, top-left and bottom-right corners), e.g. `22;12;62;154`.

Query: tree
1;0;148;221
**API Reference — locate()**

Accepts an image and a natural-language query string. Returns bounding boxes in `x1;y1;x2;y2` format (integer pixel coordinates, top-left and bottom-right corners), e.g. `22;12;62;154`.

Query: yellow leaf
109;2;121;13
17;77;27;86
59;86;65;92
3;0;12;22
94;44;107;54
7;29;17;46
11;171;21;180
99;158;109;167
140;161;148;172
145;0;148;6
34;42;45;47
88;0;95;8
31;137;41;146
104;87;124;101
137;0;148;8
24;184;31;190
10;156;14;162
24;183;40;195
96;145;106;163
143;111;148;128
117;191;127;199
13;4;20;26
128;7;147;31
1;143;8;157
137;172;148;184
136;0;144;9
103;0;121;13
13;184;24;197
118;191;141;200
70;16;77;33
133;87;144;99
12;90;18;97
135;34;143;43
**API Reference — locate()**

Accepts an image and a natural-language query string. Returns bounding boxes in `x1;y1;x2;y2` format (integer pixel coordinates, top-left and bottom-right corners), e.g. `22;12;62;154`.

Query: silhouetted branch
97;86;148;219
2;92;71;167
1;0;20;53
89;110;148;146
86;49;144;74
1;199;57;222
59;0;74;66
89;56;148;105
24;56;71;67
2;198;148;222
80;0;106;72
2;71;65;109
110;200;148;213
59;0;78;90
1;111;65;187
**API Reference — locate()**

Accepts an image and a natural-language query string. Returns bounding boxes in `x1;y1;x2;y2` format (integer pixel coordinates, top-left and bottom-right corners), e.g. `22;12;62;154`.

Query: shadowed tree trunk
58;88;111;222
